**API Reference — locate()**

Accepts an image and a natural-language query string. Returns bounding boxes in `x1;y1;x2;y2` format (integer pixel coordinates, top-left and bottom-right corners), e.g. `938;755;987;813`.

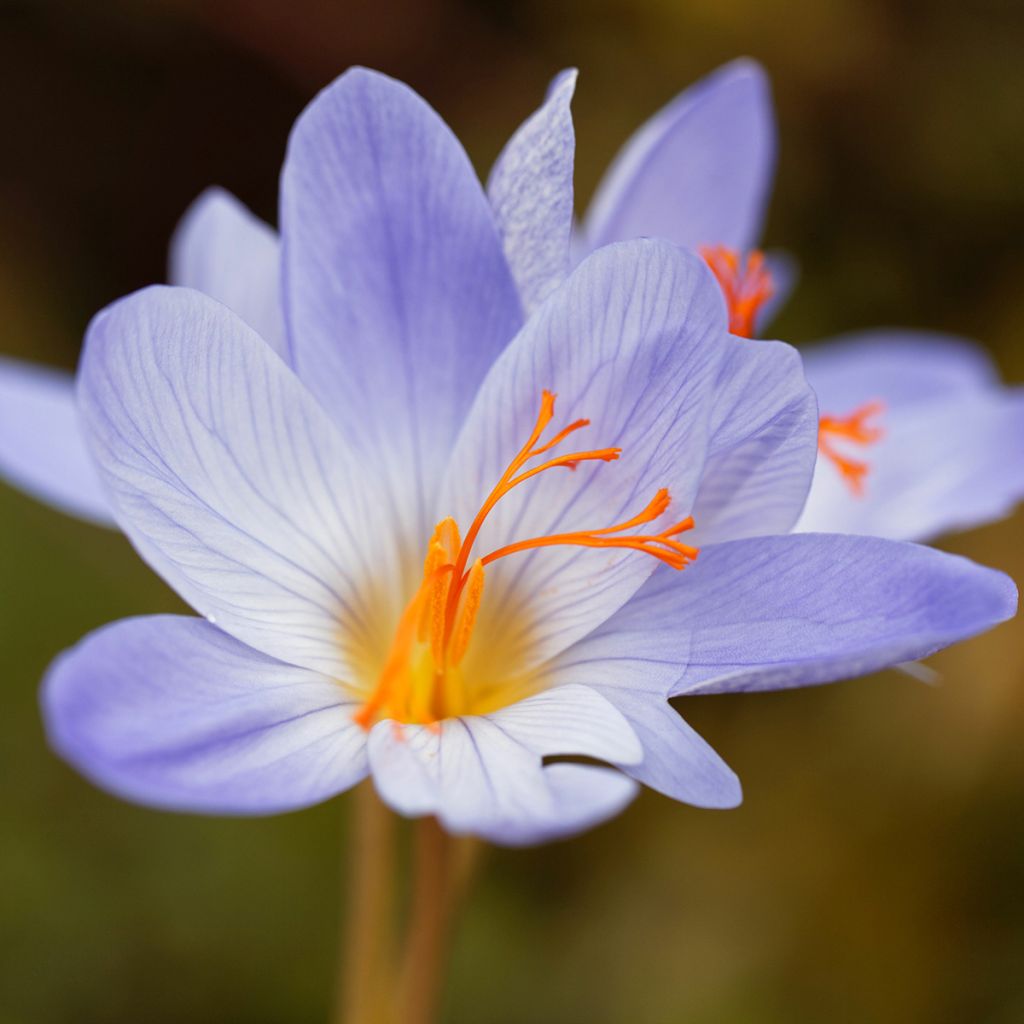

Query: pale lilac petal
441;239;816;669
42;615;366;814
603;534;1018;696
529;764;639;844
587;687;741;809
757;249;798;333
169;187;287;359
485;683;642;764
797;388;1024;540
541;627;740;807
487;68;577;313
281;67;522;547
584;59;774;253
687;333;818;546
78;285;386;678
367;710;636;844
800;329;998;411
0;357;114;526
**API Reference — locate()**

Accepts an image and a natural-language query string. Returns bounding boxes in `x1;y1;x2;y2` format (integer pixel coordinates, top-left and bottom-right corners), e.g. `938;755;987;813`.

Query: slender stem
334;783;397;1024
395;820;481;1024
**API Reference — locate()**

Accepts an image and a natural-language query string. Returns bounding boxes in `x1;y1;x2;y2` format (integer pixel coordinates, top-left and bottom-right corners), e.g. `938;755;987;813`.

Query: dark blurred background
2;1;1023;1022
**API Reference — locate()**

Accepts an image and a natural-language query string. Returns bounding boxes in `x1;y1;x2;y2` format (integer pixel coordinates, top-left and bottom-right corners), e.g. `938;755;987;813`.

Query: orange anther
818;401;885;496
700;245;775;338
355;392;697;729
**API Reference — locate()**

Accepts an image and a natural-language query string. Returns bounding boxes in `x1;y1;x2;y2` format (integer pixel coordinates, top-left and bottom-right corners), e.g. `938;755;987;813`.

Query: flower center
353;390;698;729
699;245;775;339
818;401;885;496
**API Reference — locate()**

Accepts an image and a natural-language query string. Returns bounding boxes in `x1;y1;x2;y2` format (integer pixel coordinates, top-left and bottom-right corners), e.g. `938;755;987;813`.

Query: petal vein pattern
282;67;522;551
439;239;817;668
79;286;387;679
487;68;577;313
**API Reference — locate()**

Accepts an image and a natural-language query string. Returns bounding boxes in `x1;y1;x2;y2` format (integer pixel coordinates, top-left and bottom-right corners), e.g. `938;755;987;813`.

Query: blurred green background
2;1;1023;1021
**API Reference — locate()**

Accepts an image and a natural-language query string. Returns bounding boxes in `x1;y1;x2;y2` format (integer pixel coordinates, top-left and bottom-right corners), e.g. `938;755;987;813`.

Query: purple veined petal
542;623;741;807
687;331;819;546
587;688;741;809
169;187;287;360
0;356;115;527
487;68;578;314
281;66;522;550
484;683;642;765
527;764;639;845
583;59;775;254
800;329;999;412
42;615;367;814
79;285;390;679
366;711;637;844
797;387;1024;541
439;239;816;671
598;533;1017;697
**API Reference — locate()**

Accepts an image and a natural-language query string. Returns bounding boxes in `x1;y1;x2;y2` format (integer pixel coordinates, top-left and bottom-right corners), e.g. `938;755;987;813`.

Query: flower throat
701;243;885;496
354;391;697;729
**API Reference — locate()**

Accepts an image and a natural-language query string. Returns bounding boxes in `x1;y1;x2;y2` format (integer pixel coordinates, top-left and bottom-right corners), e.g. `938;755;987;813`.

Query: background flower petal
487;68;577;314
79;285;387;678
797;388;1024;540
281;66;522;547
0;356;114;526
42;615;366;815
800;329;999;410
169;187;287;359
623;534;1019;695
442;239;816;669
583;59;775;253
757;249;799;332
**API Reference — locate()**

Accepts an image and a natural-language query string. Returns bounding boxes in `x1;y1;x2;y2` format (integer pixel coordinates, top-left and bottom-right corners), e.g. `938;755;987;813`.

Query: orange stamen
700;245;775;338
818;401;885;496
449;559;485;667
355;392;697;729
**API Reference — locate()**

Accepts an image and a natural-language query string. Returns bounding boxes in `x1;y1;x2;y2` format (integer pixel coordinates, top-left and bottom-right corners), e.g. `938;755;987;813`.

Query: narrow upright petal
281;67;522;546
79;286;385;678
169;187;287;359
0;357;114;526
441;240;816;667
43;616;366;814
584;60;775;253
487;69;578;313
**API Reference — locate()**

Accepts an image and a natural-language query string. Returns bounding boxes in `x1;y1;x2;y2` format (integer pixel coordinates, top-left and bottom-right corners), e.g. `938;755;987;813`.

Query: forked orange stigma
354;391;697;728
699;245;775;339
818;401;885;496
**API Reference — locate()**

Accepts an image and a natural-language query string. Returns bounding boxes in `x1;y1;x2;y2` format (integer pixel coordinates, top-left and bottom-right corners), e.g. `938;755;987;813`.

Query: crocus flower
487;60;1024;542
41;69;1015;845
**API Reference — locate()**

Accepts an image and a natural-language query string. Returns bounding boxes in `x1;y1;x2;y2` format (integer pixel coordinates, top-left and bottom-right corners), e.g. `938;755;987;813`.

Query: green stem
334;783;397;1024
395;821;480;1024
